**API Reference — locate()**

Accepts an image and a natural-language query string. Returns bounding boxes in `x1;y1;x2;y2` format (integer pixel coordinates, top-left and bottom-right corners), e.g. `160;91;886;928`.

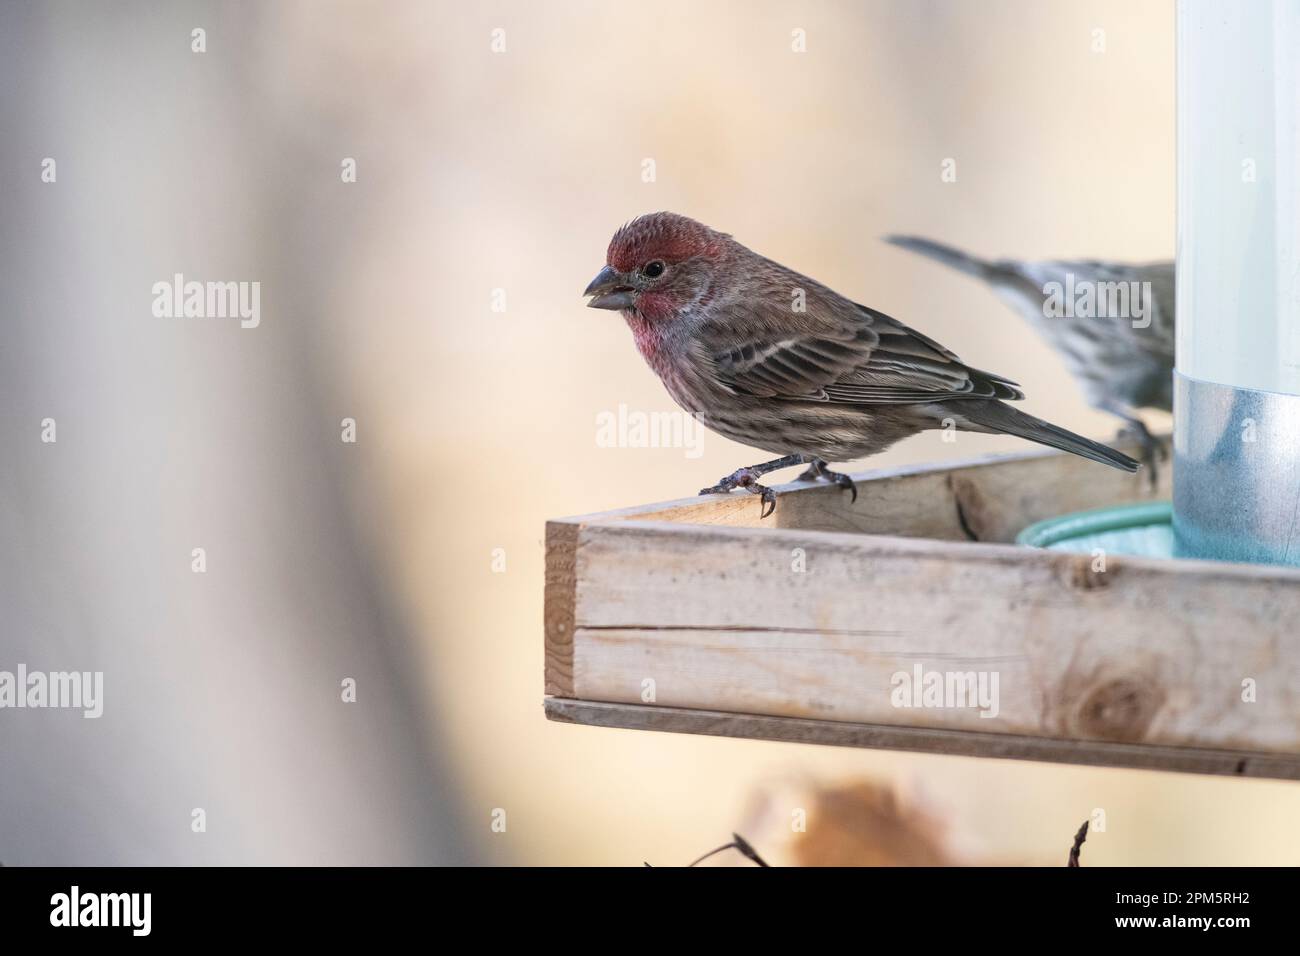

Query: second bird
584;212;1139;517
886;235;1174;474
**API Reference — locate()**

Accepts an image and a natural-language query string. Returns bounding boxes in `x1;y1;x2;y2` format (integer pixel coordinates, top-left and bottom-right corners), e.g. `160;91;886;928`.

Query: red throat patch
625;310;665;364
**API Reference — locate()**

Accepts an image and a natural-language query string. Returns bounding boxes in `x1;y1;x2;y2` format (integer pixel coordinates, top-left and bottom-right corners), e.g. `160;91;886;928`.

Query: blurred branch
645;833;770;868
1068;820;1089;867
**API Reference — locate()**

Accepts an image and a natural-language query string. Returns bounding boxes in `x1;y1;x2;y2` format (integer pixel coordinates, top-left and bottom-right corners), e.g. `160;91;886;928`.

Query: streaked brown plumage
585;212;1139;516
885;235;1174;474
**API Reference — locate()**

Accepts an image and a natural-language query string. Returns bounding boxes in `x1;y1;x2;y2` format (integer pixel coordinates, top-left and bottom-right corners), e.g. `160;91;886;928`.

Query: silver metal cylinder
1174;373;1300;564
1174;0;1300;565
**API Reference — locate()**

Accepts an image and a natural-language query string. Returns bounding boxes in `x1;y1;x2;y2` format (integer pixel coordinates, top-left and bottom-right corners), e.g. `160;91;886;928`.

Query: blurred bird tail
884;235;997;280
954;400;1140;473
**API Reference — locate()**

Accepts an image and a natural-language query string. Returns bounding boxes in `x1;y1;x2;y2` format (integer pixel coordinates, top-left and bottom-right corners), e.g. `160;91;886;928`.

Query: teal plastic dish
1016;501;1174;558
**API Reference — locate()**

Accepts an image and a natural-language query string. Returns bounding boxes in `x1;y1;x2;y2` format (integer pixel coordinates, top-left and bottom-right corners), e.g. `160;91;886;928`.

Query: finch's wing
705;297;1023;404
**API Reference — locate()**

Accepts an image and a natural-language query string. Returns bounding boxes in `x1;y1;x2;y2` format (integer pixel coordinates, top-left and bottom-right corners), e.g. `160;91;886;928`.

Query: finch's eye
643;260;666;278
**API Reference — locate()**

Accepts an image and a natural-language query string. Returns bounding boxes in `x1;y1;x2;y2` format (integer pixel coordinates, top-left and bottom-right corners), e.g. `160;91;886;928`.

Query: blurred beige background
3;0;1296;865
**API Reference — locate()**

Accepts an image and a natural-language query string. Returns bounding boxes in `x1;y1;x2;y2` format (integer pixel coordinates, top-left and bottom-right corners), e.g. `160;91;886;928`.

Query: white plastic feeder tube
1174;0;1300;565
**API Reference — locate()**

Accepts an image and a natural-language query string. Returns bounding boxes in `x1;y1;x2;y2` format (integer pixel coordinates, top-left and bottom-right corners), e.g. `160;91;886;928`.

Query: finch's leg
795;458;858;503
1102;403;1164;488
699;454;809;519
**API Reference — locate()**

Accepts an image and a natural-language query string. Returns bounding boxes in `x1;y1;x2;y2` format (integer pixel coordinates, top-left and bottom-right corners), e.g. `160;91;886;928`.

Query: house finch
885;236;1173;478
585;212;1139;517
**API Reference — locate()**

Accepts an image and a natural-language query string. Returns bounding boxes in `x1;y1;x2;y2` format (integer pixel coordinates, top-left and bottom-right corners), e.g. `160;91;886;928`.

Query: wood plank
543;520;579;697
564;520;1300;754
543;443;1167;699
562;436;1169;541
542;437;1300;773
544;698;1300;780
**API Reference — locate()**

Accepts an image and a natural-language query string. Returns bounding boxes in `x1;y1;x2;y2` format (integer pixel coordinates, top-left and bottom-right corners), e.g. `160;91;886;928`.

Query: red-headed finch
585;212;1139;517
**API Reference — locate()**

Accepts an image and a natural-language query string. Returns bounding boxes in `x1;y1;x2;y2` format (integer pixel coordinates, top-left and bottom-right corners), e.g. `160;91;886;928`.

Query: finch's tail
884;235;999;280
952;400;1140;473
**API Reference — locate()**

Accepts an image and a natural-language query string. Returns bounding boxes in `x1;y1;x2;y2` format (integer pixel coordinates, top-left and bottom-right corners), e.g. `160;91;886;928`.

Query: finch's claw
798;458;858;504
832;471;858;503
795;464;821;483
1140;447;1160;490
1116;420;1163;489
699;467;780;519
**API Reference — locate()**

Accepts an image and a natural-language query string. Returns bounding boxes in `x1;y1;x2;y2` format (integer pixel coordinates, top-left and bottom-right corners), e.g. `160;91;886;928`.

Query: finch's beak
584;265;636;310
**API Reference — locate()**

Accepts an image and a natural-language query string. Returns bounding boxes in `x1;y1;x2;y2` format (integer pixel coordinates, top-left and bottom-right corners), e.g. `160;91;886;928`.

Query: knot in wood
1071;675;1163;742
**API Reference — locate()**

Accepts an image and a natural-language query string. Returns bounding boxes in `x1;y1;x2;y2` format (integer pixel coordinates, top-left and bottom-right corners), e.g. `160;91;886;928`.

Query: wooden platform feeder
544;439;1300;779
